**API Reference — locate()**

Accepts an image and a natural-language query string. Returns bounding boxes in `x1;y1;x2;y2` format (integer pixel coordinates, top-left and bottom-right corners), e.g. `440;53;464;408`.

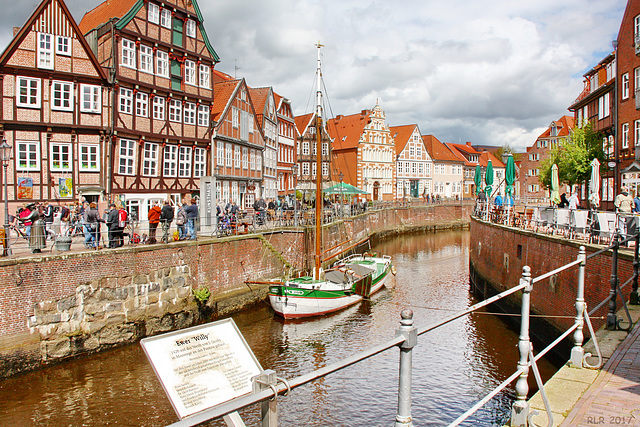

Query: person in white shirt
568;192;579;210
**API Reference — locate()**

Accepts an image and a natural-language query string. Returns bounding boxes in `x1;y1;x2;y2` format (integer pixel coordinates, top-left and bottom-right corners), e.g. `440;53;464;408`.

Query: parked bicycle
8;223;29;245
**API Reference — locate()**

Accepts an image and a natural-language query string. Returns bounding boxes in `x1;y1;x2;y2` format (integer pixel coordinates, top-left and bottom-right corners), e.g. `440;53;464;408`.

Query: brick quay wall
469;217;634;351
0;203;470;378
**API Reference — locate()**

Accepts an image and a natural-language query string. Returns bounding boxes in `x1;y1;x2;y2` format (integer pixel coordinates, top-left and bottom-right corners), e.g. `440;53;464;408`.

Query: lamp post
339;172;344;216
0;139;12;256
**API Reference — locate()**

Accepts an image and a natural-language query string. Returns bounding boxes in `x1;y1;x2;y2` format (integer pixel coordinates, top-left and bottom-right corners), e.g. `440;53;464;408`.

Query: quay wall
469;217;634;341
0;204;470;378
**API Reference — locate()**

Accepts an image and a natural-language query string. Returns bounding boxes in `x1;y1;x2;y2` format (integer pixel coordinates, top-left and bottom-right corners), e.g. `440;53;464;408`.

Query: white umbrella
588;158;600;208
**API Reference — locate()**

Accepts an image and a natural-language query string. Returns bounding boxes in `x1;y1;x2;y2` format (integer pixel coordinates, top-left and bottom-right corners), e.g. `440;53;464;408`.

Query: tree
538;122;604;190
495;143;522;162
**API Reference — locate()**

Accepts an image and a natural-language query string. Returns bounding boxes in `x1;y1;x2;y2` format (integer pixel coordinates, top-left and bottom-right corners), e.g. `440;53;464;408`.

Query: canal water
0;230;557;426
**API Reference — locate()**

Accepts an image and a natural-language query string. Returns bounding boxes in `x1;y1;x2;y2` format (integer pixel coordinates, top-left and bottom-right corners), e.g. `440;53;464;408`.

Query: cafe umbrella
588;158;600;208
485;159;493;220
504;154;515;223
474;164;482;196
550;164;561;205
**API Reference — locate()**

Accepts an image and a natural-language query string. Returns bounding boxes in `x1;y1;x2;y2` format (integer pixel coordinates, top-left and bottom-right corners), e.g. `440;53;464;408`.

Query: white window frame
199;64;210;88
173;144;189;176
598;93;610;120
183;102;196;125
623;123;630;149
79;144;100;171
121;38;136;69
119;87;133;114
242;147;248;170
636;120;640;147
51;81;73;112
216;142;224;166
38;33;53;70
153;96;165;120
234;146;241;168
163;145;178;177
50;143;72;171
119;139;136;175
184;60;196;86
16;141;40;171
186;19;196;38
232;107;239;128
136;92;148;117
55;36;71;56
139;45;153;74
16;76;41;108
169;100;182;122
193;147;206;178
197;105;209;127
156;51;169;78
623;73;630;100
80;84;101;113
160;9;171;28
142;142;159;176
148;2;159;24
226;143;233;167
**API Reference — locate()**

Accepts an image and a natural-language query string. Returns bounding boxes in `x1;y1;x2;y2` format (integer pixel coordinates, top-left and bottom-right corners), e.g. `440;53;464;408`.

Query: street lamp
0;139;12;256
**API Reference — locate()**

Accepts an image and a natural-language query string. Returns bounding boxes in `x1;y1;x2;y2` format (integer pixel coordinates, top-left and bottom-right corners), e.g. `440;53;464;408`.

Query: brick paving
562;321;640;427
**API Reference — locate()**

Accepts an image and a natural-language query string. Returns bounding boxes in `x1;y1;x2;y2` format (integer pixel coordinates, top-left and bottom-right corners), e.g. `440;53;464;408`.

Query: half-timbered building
275;92;296;198
294;113;332;194
212;78;264;209
390;124;432;199
79;0;219;221
0;0;110;222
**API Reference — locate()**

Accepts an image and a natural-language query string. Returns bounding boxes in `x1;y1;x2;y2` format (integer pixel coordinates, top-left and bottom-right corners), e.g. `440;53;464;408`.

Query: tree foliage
538;122;604;189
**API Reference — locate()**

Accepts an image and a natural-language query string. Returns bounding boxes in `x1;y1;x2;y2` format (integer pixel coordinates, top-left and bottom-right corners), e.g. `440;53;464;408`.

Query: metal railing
165;225;639;426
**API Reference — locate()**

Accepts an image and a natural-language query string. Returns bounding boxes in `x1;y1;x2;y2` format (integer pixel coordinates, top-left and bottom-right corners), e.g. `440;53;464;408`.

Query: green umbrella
485;159;493;197
550;163;561;205
505;154;515;199
323;182;367;195
474;164;482;195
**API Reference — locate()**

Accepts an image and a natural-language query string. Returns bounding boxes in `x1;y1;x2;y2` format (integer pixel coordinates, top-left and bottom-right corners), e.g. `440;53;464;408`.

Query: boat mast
314;42;324;279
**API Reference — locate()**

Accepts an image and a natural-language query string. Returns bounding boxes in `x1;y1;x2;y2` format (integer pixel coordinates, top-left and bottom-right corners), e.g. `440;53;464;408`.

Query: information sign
141;319;263;420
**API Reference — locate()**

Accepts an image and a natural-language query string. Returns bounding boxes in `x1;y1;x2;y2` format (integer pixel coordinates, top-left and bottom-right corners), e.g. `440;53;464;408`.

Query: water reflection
0;230;556;426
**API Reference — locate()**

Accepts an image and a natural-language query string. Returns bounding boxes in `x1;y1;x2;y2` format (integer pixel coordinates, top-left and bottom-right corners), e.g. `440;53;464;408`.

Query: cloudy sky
0;0;628;151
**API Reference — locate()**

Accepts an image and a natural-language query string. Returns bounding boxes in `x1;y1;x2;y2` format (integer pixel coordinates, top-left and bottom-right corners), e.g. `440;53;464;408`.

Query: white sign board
141;319;263;420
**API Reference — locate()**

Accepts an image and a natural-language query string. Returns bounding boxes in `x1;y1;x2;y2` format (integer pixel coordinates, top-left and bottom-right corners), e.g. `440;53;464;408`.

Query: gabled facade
248;87;278;199
328;102;396;201
422;135;464;199
446;142;483;199
274;92;296;198
79;0;219;220
0;0;110;222
294;113;332;191
518;116;574;203
390;124;432;199
212;78;264;209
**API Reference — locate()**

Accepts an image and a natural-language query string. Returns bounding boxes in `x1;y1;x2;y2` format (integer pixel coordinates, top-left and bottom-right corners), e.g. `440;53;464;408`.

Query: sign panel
141;319;263;420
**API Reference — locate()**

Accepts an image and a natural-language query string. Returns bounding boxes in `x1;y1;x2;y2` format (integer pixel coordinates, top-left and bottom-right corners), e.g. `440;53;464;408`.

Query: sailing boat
268;43;394;319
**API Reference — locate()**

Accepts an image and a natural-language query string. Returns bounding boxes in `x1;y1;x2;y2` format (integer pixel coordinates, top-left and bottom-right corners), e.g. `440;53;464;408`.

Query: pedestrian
148;202;162;244
568;192;580;210
184;199;198;240
494;194;503;208
18;203;33;237
43;202;54;240
115;201;127;247
83;202;102;249
59;204;71;236
106;203;119;248
634;190;640;213
615;186;634;235
160;199;174;242
176;203;187;240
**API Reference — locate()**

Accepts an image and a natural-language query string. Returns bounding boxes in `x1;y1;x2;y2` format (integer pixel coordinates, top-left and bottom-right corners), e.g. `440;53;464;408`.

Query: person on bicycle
160;199;174;243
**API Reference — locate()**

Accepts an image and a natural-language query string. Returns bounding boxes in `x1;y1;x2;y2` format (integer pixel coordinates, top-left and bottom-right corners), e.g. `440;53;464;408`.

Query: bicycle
8;223;29;245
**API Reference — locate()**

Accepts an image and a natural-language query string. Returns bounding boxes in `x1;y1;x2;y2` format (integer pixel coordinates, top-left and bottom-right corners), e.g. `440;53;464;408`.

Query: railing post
607;234;620;330
252;369;278;427
631;230;639;305
570;246;587;367
395;309;417;427
511;266;532;427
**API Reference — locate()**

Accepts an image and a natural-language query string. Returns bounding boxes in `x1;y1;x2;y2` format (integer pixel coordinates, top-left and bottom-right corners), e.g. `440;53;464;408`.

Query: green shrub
192;286;211;304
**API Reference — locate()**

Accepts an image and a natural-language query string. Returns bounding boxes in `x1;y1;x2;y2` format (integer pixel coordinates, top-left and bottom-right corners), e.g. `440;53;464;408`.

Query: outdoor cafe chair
569;210;590;241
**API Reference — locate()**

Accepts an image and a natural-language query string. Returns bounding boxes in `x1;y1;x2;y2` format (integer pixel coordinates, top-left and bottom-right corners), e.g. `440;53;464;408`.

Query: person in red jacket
147;202;162;244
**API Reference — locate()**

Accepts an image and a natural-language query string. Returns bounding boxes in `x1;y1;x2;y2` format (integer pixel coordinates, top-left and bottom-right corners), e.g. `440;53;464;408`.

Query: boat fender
391;265;397;276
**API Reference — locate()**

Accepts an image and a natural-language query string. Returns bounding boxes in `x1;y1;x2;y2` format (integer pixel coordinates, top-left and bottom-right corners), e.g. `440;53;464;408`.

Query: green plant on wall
192;286;211;304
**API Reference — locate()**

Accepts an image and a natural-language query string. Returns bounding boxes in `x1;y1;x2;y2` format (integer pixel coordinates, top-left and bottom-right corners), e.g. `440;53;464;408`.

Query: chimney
335;115;343;120
361;109;367;115
466;141;472;147
13;27;20;37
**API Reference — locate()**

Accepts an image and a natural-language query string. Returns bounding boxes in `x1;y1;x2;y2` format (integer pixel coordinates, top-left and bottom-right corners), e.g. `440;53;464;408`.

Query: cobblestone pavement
562;320;640;427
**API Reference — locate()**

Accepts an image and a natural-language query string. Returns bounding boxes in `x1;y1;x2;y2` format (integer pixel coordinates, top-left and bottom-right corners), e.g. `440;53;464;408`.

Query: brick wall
470;218;634;336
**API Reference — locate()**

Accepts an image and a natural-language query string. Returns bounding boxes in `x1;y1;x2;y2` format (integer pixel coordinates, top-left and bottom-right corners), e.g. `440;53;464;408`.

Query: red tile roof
248;87;270;119
445;143;474;166
327;110;371;150
295;113;314;135
79;0;139;33
390;124;417;156
537;115;575;139
211;79;240;123
479;151;504;168
422;135;462;163
212;69;233;84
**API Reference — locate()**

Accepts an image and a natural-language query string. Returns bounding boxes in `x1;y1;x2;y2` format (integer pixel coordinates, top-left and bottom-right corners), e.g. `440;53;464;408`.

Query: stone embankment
0;203;470;378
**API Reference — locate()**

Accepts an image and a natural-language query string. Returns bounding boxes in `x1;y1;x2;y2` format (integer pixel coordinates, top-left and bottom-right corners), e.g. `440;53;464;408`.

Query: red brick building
274;92;296;198
0;0;110;222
